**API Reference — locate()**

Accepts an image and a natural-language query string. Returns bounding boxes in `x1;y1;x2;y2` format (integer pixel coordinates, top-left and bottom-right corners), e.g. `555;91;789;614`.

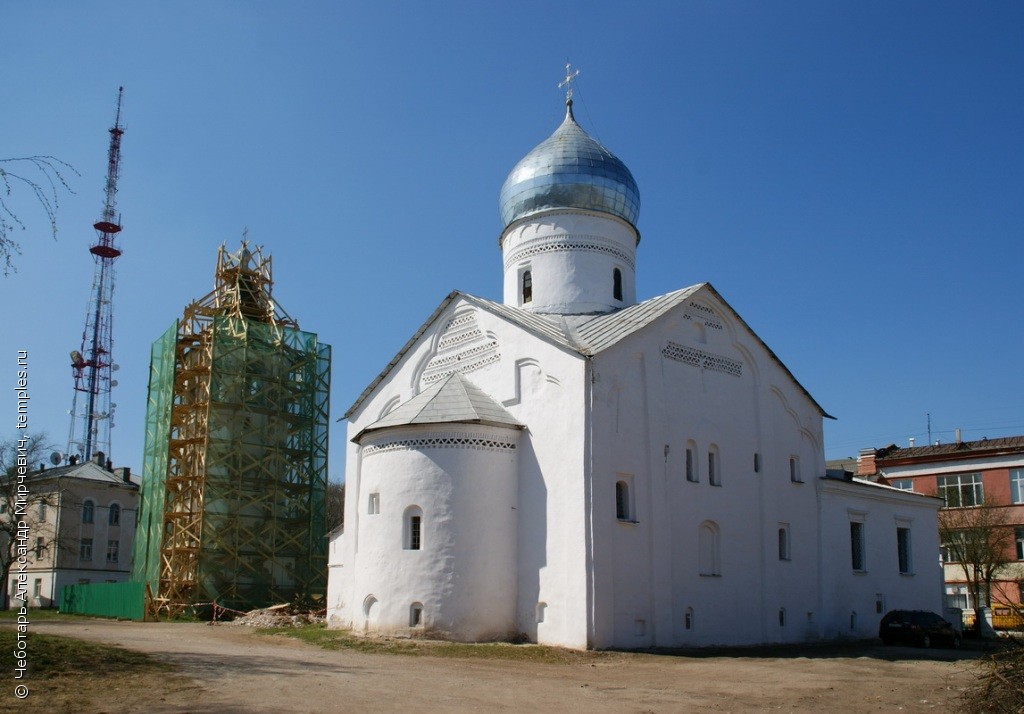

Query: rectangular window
789;457;801;483
1016;528;1024;561
778;525;790;561
615;481;631;520
937;473;983;507
409;516;421;550
368;492;380;515
897;527;912;574
890;479;914;491
80;538;93;562
1012;470;1024;504
37;501;46;520
106;540;119;563
33;579;41;598
686;448;696;482
34;537;44;559
850;522;865;571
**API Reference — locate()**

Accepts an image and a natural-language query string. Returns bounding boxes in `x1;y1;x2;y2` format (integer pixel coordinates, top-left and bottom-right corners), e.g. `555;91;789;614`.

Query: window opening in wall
1016;528;1024;560
937;472;983;507
634;619;646;637
778;527;790;561
1012;469;1024;504
33;579;41;598
754;452;760;473
850;521;865;571
686;447;697;482
536;602;547;624
684;607;694;630
409;516;421;550
708;449;720;486
107;540;119;563
613;268;623;301
615;481;631;521
34;537;44;559
363;595;380;620
38;501;46;520
82;499;94;524
409;602;423;627
404;506;424;550
80;538;93;561
522;270;532;304
108;503;120;525
875;594;885;614
789;457;801;483
779;608;786;627
698;521;720;576
368;492;380;515
850;611;858;630
891;479;914;491
897;527;912;574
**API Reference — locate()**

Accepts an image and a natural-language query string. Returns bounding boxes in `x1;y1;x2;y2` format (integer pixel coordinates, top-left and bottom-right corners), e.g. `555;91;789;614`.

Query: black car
879;610;961;648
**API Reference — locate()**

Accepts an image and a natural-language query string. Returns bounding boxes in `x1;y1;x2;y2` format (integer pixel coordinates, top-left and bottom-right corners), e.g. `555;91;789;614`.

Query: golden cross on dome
558;62;580;101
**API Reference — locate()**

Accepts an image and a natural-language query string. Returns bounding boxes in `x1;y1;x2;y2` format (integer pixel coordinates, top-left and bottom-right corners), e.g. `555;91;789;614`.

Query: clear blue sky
2;2;1022;478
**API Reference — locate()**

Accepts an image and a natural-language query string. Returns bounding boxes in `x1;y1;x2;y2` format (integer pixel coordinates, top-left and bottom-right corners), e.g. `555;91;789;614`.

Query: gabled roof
345;283;831;419
354;371;523;441
13;460;138;489
875;435;1024;464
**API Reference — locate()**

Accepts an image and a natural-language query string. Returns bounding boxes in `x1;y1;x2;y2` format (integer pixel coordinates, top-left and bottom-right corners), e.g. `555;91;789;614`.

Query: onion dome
499;101;640;231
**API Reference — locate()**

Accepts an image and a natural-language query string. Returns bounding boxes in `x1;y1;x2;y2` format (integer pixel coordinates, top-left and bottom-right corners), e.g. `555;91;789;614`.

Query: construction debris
226;603;326;628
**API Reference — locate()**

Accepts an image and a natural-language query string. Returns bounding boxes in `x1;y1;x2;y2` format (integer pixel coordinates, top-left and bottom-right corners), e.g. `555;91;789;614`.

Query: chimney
908;437;915;447
955;428;962;444
117;466;132;484
106;458;113;472
857;448;878;476
93;450;105;466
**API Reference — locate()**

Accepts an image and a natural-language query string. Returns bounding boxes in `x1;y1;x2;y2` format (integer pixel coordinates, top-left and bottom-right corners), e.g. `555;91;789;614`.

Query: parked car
879;610;961;648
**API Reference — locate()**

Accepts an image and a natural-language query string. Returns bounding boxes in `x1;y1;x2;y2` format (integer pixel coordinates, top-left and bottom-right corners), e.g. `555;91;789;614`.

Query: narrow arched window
403;506;423;550
778;526;790;560
108;503;121;526
613;268;623;301
82;500;94;524
522;270;533;304
698;521;720;576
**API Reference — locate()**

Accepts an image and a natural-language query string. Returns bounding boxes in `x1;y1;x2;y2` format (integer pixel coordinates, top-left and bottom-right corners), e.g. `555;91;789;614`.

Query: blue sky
2;2;1021;478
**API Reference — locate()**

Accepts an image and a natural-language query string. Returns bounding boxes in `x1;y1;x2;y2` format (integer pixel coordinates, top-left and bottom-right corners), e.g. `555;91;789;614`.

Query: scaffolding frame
133;243;329;614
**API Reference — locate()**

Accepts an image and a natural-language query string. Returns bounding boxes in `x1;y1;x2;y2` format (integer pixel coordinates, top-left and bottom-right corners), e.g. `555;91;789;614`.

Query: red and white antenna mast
68;87;125;465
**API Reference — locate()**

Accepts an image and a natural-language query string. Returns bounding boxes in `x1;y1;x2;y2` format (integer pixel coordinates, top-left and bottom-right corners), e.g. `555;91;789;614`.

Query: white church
327;93;944;649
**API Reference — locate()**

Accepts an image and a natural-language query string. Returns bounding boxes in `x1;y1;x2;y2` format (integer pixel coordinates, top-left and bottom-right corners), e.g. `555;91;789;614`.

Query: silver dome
499;101;640;231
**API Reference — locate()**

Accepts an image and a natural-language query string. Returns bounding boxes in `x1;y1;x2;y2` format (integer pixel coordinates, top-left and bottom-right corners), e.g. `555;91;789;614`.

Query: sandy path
30;619;978;713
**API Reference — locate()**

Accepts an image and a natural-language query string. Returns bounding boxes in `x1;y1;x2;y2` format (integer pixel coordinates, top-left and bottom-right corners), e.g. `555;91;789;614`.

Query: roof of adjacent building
344;283;831;421
874;435;1024;464
354;371;523;441
10;459;139;489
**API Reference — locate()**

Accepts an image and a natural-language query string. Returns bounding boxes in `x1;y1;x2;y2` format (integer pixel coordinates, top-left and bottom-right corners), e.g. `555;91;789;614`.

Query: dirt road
28;619;978;713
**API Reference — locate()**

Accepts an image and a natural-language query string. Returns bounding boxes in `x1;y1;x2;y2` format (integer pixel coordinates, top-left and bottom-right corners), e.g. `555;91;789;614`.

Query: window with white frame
1012;469;1024;504
897;527;912;574
850;521;865;571
80;538;93;561
937;473;983;507
890;479;914;491
106;539;119;563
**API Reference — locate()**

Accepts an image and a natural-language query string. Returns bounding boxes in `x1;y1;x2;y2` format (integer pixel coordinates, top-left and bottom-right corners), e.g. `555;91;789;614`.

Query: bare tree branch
0;156;78;276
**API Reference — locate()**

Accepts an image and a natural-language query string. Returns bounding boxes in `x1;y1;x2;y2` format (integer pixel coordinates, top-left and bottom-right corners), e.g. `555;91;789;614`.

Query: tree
0;156;77;275
326;481;344;532
0;433;59;608
938;497;1016;630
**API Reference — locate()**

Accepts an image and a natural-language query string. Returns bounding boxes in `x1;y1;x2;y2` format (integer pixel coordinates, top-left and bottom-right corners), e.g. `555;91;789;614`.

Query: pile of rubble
226;603;326;628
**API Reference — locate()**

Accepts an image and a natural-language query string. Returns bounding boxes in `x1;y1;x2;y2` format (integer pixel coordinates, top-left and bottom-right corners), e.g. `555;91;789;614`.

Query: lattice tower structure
68;87;126;464
131;243;330;615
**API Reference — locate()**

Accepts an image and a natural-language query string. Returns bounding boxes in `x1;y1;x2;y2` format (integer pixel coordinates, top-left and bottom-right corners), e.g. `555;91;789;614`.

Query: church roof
353;371;523;441
498;101;640;232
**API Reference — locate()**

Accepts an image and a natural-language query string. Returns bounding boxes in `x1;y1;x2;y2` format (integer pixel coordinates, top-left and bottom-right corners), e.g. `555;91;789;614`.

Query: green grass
0;628;172;679
258;623;614;664
0;608;85;621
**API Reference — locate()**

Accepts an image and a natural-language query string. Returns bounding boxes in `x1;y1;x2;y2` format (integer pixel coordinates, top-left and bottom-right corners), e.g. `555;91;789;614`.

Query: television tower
68;87;125;465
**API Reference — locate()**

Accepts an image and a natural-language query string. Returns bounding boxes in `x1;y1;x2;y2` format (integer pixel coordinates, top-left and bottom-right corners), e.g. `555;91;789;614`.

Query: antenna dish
50;451;64;466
